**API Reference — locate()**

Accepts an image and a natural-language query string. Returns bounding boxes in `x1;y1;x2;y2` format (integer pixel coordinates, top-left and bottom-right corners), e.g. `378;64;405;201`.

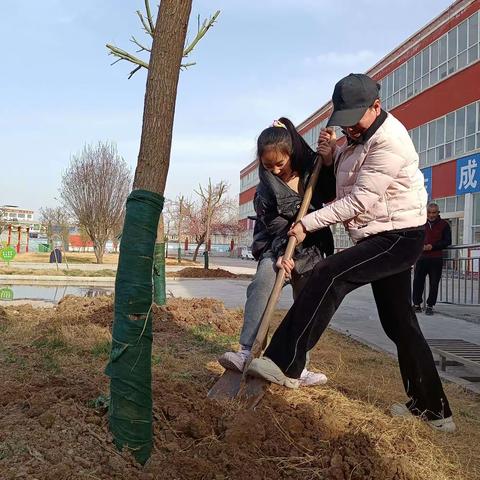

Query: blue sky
0;0;453;215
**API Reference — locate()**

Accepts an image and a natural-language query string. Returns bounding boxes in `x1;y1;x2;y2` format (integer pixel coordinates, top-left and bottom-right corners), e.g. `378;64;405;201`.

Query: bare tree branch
106;44;149;69
107;2;220;78
136;9;153;37
180;62;196;70
182;10;220;58
128;65;142;80
144;0;155;34
130;35;151;53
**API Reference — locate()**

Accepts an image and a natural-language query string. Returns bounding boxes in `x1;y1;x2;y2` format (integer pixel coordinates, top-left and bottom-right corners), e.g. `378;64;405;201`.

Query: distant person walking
412;202;452;315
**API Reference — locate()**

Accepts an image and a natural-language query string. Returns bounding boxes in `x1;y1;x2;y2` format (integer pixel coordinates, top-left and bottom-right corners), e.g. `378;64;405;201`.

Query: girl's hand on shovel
276;256;295;279
288;221;307;245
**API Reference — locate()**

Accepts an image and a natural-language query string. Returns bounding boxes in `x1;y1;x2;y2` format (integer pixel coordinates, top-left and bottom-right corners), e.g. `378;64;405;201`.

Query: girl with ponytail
218;117;335;386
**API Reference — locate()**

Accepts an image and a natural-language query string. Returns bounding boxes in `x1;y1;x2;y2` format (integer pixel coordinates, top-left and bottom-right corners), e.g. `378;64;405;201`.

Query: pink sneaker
218;348;250;372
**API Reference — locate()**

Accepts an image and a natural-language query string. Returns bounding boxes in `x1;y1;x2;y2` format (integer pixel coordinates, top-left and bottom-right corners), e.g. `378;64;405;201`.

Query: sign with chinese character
421;167;432;199
456;153;480;195
0;245;16;263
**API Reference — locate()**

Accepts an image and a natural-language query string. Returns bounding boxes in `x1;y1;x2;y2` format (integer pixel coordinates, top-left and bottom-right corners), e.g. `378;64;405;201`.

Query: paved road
164;278;480;392
164;278;480;343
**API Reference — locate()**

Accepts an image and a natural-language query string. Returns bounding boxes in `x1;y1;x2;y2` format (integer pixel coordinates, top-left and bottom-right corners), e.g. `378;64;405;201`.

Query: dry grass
0;301;478;480
0;267;117;277
12;252;119;264
12;251;198;266
273;311;480;480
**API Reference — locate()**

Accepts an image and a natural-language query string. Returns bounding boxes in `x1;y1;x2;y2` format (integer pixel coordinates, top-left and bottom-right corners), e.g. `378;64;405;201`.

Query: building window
409;100;480;168
473;193;480;242
445;196;456;213
304;13;480;156
380;12;479;111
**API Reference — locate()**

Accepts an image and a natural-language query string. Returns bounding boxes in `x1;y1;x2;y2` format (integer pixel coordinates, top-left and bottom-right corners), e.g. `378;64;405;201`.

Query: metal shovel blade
236;374;270;409
207;370;242;400
208;370;269;408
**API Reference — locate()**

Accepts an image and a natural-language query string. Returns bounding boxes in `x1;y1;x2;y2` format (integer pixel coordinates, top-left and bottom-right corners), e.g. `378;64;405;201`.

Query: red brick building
239;0;480;249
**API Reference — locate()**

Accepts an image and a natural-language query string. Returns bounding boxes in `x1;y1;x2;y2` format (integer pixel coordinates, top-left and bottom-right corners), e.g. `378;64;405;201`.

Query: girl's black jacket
251;158;336;275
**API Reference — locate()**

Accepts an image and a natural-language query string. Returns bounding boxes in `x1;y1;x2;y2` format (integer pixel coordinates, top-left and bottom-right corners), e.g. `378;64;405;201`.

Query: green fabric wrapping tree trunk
105;189;164;464
153;242;166;305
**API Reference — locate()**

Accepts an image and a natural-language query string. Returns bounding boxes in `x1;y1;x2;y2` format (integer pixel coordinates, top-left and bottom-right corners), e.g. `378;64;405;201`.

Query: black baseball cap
327;73;380;127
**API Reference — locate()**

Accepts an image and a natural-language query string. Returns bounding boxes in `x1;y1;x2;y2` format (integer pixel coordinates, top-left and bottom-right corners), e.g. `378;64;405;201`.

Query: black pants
265;229;452;420
412;257;444;307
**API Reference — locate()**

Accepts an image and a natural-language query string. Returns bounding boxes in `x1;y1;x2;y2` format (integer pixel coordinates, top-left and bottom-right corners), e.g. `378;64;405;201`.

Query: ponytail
278;117;316;173
256;117;316;174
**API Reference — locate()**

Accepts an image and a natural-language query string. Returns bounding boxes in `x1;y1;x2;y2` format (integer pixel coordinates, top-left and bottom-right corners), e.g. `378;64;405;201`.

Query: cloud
304;50;379;69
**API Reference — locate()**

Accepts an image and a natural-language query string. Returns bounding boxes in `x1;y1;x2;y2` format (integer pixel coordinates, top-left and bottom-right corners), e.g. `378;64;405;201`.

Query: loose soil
167;267;247;279
0;296;479;480
0;266;246;279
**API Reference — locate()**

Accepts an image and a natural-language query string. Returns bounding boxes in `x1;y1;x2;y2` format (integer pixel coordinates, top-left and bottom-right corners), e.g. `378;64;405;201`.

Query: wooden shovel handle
248;155;323;359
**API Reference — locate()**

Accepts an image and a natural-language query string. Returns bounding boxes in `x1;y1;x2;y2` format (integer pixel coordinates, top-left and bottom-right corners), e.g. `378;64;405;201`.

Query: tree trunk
204;204;212;270
132;8;190;193
106;0;192;465
63;228;70;252
192;235;205;262
177;197;184;264
93;242;105;264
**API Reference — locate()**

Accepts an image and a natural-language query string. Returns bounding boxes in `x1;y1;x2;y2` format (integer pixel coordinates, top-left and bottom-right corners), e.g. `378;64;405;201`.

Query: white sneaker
390;402;456;433
247;357;300;389
427;416;456;433
218;348;250;372
299;369;328;387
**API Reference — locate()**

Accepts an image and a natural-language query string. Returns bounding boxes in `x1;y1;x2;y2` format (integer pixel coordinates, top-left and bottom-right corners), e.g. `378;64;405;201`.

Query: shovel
207;154;324;406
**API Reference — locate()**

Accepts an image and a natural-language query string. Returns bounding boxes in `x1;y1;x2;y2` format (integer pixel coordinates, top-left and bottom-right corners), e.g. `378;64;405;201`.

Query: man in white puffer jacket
248;73;455;433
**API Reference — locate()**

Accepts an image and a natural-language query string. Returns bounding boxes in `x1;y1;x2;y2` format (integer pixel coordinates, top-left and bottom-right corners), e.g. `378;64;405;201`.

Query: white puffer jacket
301;113;427;244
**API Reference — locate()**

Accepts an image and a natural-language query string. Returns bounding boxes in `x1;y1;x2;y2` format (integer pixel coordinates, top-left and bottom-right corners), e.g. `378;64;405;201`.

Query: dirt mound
154;297;241;335
56;294;115;327
148;387;411;480
0;296;478;480
54;296;241;335
169;267;237;278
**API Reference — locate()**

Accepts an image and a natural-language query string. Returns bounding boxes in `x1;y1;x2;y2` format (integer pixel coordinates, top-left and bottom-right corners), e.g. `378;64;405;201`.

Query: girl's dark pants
264;228;452;420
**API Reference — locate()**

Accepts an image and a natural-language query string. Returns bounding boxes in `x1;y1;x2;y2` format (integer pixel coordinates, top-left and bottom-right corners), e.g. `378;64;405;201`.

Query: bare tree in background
185;180;235;262
60;142;131;264
39;206;72;251
79;225;91;252
162;195;191;262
